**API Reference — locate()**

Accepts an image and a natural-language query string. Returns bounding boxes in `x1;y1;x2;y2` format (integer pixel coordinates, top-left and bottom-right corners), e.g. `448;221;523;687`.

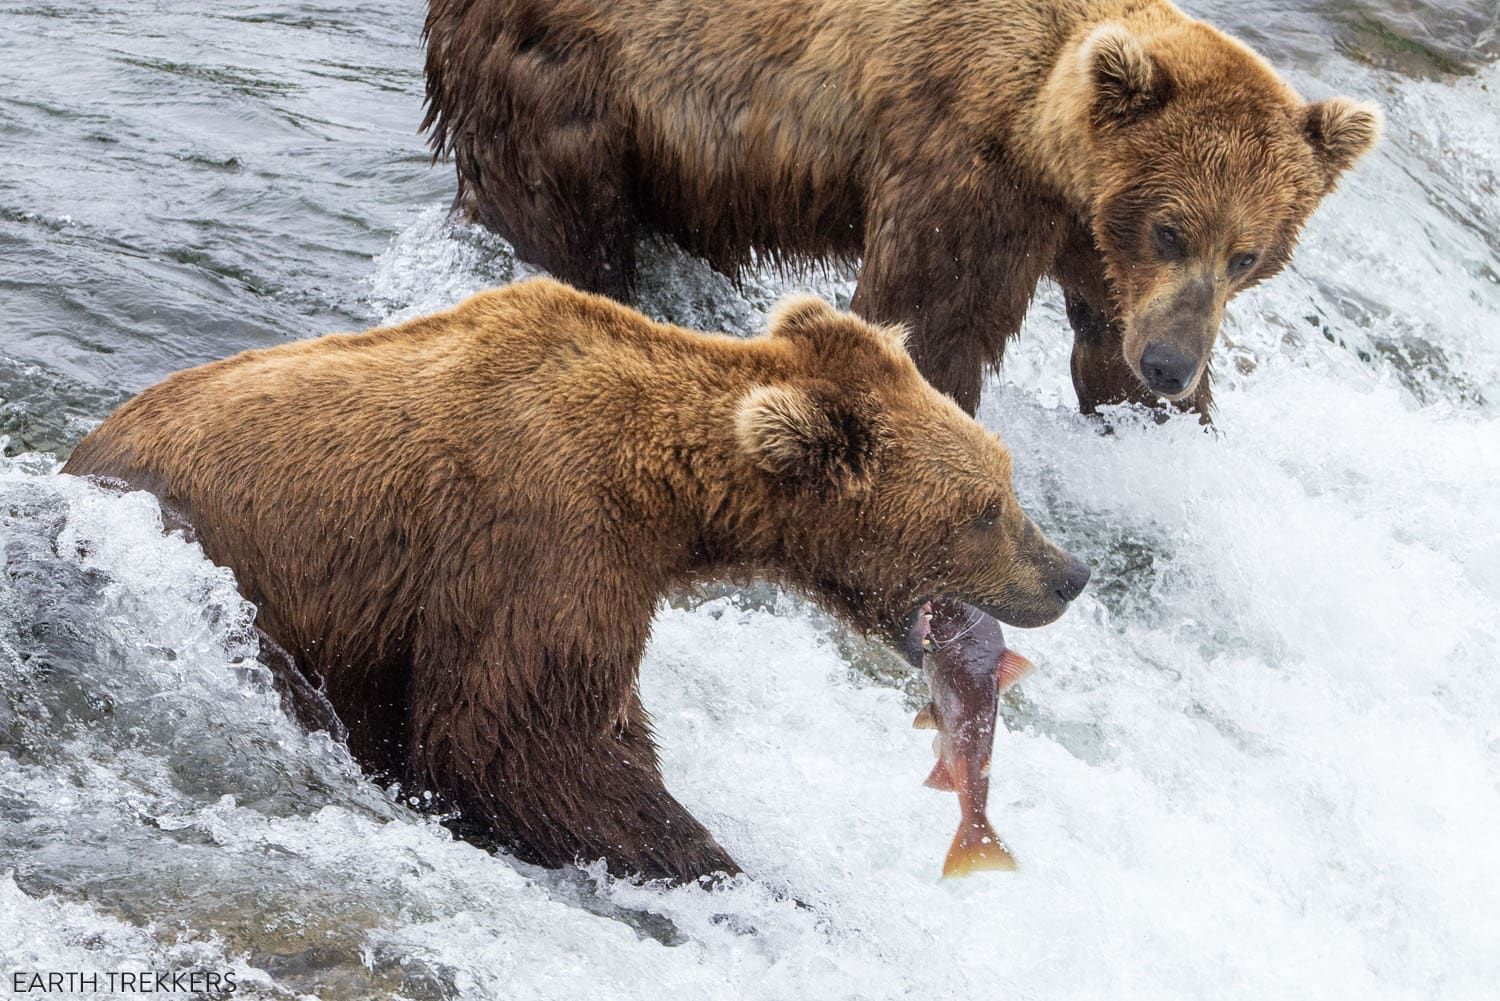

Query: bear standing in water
64;280;1089;882
422;0;1379;418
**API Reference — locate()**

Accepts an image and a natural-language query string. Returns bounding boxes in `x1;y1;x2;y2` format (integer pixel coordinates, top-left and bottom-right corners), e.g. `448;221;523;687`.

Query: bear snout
971;561;1088;629
1053;555;1092;604
1130;276;1220;400
1139;341;1198;397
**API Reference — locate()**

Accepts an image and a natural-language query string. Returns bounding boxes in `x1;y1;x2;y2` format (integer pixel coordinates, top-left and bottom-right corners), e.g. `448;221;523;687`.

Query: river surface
1;1;1498;998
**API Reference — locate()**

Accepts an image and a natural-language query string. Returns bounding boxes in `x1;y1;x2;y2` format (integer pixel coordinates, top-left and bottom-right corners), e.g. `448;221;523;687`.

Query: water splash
2;3;1497;999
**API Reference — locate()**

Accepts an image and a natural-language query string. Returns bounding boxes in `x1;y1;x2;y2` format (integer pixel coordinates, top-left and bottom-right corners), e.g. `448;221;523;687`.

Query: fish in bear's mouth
906;597;1035;877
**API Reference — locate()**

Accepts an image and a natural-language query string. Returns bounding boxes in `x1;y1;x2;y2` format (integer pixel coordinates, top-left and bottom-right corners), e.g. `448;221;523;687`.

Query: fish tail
941;816;1018;878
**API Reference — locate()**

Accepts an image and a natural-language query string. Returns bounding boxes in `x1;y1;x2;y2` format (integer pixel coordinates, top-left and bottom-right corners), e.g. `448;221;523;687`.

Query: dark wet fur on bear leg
256;630;348;744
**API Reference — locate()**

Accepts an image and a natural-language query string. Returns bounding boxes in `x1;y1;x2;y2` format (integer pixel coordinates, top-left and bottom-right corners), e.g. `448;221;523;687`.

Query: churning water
1;1;1498;998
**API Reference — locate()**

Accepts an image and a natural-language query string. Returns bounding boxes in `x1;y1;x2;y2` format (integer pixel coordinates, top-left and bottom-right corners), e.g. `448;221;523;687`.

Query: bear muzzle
1129;277;1222;401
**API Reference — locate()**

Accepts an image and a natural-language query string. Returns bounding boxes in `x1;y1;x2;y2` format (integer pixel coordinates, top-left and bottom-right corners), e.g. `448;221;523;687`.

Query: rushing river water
1;2;1498;999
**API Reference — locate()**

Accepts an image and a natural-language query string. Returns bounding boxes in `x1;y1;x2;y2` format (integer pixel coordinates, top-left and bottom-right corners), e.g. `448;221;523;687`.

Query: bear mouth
899;598;1020;668
897;602;931;667
900;597;1001;666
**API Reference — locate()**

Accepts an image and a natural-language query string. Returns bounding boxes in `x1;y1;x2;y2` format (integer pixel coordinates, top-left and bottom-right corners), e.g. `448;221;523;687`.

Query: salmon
908;599;1033;877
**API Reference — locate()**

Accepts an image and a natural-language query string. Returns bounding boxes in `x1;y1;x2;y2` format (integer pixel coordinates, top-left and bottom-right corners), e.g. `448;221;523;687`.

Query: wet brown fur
422;0;1379;417
63;279;1083;882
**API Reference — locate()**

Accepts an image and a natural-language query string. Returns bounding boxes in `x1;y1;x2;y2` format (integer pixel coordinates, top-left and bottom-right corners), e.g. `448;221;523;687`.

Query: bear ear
1301;97;1381;190
767;294;843;341
768;294;911;358
735;382;881;491
1082;24;1168;128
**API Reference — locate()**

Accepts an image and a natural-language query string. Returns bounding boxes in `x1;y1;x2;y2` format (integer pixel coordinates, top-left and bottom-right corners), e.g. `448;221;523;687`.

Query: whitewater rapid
1;6;1497;1000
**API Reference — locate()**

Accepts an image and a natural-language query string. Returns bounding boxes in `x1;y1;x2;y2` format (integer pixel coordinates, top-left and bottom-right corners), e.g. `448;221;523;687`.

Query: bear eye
971;504;1000;531
1155;225;1187;260
1229;251;1258;276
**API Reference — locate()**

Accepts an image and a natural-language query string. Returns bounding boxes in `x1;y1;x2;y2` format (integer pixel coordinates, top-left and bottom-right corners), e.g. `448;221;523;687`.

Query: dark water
0;1;446;455
1;2;1498;999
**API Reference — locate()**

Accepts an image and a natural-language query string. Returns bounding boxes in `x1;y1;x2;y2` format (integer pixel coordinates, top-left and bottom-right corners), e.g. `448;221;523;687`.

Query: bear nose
1054;557;1091;604
1140;342;1197;396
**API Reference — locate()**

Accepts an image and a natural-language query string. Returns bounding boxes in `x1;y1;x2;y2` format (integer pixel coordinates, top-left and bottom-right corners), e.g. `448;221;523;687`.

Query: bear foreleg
852;168;1062;414
430;23;640;301
457;126;639;301
412;682;740;883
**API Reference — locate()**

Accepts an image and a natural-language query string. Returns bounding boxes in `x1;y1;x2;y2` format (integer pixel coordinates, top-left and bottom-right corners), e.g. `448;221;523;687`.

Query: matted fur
422;0;1379;417
63;280;1085;882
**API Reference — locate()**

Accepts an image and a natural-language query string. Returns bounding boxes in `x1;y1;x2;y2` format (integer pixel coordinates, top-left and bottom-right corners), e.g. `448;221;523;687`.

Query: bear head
733;297;1090;647
1071;21;1380;401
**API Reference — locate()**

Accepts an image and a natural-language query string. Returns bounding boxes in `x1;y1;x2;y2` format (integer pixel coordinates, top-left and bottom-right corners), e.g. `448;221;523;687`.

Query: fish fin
912;703;938;730
923;758;957;791
941;817;1018;878
997;650;1035;693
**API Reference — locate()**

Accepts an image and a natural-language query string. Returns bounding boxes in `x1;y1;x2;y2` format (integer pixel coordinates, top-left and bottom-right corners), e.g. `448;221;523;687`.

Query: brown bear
62;278;1089;882
421;0;1380;418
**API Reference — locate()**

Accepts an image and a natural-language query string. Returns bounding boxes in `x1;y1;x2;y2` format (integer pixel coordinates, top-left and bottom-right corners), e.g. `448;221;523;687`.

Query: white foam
5;37;1497;1001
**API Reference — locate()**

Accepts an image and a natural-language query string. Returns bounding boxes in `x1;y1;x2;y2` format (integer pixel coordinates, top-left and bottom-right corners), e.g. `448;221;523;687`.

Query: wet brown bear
63;279;1089;882
422;0;1380;418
